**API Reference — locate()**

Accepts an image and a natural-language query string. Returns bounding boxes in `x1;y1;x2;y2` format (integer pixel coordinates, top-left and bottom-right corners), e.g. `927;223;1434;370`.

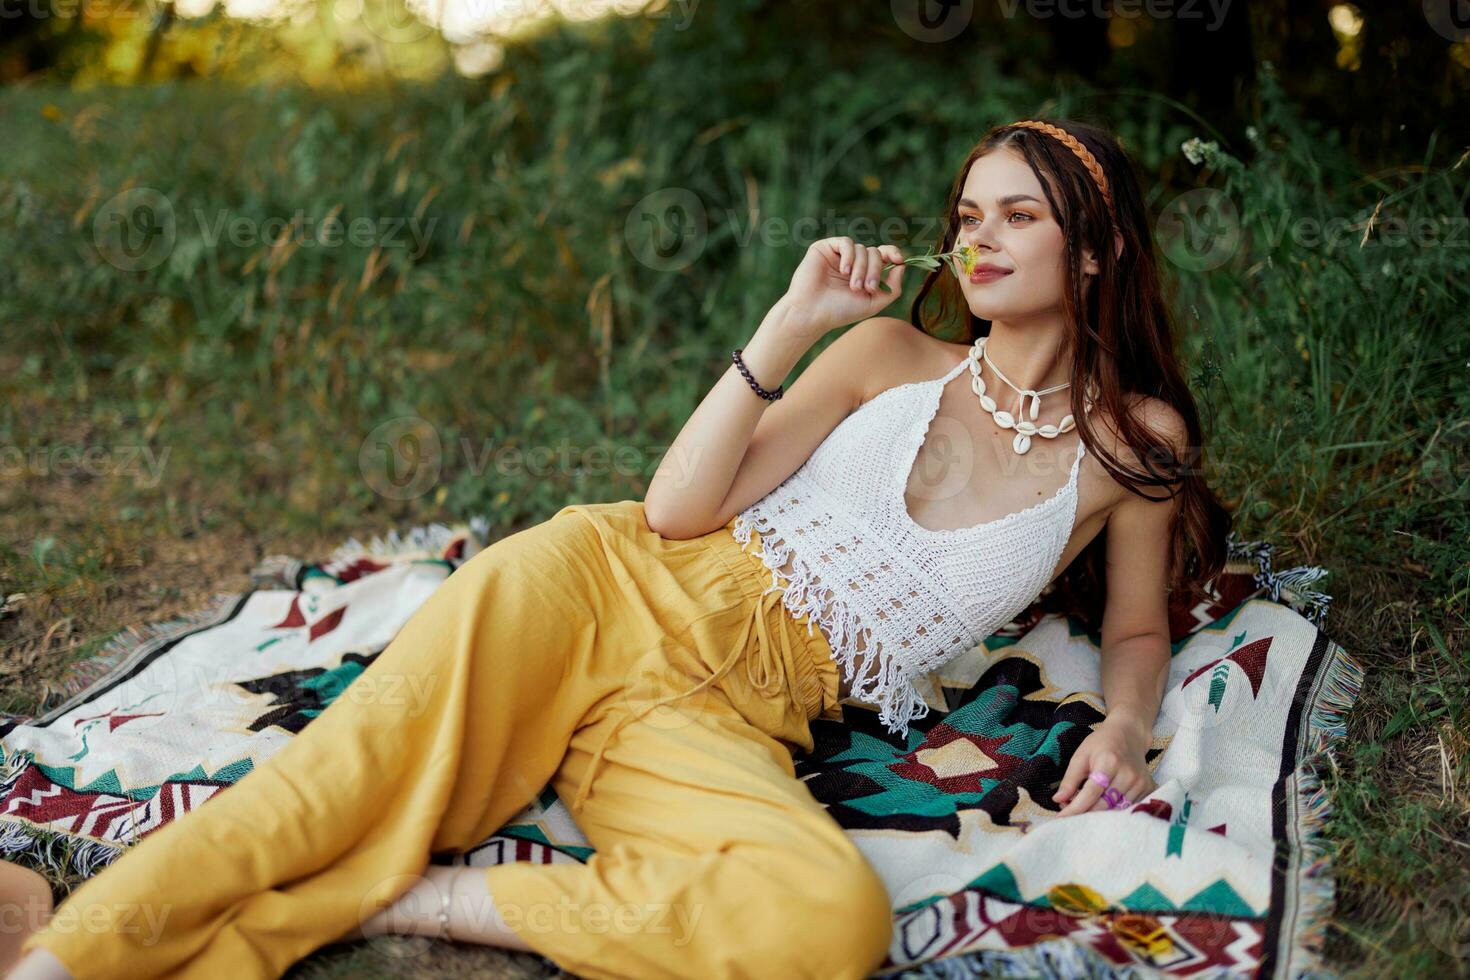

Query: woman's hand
1051;716;1158;817
780;237;907;337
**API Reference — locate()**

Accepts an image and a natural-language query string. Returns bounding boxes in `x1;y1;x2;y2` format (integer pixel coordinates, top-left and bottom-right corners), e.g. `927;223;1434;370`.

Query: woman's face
953;147;1090;322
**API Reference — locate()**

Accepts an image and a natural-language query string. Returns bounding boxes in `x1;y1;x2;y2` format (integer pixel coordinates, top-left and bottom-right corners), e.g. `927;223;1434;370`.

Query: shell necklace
967;337;1082;455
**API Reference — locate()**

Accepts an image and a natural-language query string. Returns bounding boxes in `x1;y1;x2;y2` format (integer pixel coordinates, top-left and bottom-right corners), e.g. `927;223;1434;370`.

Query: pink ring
1102;787;1128;809
1088;770;1111;789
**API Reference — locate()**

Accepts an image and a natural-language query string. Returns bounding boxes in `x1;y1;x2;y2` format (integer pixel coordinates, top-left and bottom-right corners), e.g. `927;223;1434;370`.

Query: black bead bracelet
731;348;784;401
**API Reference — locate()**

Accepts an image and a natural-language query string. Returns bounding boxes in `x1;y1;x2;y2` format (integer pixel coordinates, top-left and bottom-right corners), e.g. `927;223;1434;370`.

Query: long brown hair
908;117;1232;633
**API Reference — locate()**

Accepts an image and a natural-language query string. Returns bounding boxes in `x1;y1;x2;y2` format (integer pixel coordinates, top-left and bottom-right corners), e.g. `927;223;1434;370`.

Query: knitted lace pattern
730;352;1086;735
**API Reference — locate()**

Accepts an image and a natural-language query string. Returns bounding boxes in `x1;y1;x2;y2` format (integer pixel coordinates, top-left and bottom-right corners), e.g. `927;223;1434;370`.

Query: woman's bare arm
1053;399;1188;816
643;237;909;539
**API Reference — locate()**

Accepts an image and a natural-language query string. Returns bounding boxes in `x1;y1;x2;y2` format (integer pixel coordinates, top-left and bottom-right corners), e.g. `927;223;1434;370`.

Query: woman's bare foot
343;864;533;952
0;860;59;979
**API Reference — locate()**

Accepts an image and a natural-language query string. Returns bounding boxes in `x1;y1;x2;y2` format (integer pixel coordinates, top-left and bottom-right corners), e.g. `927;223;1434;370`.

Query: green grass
0;7;1466;977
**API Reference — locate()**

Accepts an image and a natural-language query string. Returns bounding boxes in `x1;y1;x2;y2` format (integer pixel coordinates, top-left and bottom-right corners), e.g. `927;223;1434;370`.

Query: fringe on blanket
0;818;126;881
880;934;1163;978
1227;535;1334;628
1287;639;1366;979
326;516;491;563
250;516;493;590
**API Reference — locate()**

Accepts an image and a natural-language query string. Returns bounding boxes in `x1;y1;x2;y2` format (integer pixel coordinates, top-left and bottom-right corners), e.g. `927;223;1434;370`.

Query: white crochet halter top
729;347;1086;736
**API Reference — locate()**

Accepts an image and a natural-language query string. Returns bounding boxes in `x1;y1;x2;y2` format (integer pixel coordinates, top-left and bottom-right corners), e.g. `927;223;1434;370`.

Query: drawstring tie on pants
570;585;792;813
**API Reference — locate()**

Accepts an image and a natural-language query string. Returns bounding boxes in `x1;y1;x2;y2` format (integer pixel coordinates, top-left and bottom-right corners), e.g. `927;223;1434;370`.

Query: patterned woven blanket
0;518;1360;979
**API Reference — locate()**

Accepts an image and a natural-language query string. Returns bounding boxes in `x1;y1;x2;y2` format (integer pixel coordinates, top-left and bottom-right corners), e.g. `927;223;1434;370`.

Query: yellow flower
956;243;980;276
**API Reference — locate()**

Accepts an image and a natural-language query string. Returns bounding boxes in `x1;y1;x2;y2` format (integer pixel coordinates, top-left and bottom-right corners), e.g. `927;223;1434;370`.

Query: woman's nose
963;219;1000;251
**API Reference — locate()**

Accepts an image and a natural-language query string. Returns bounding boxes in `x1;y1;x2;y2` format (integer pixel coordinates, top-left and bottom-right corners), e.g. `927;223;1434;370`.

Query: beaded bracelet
731;348;784;401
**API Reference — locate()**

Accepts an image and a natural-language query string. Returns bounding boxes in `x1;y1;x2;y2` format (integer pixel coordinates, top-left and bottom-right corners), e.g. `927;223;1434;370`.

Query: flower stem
876;243;980;292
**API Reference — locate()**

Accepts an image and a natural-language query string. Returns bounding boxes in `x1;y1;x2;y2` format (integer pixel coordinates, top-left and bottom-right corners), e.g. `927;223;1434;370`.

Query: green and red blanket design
0;518;1358;979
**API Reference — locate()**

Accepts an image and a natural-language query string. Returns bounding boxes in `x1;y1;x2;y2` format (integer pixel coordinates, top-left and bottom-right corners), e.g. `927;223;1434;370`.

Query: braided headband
1006;119;1115;220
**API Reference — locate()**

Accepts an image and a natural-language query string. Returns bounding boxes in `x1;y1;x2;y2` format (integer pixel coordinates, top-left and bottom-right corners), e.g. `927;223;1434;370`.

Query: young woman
10;118;1229;980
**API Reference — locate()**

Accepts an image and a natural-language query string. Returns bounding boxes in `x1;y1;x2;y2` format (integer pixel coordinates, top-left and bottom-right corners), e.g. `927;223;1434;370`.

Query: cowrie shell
993;410;1015;428
1012;433;1032;454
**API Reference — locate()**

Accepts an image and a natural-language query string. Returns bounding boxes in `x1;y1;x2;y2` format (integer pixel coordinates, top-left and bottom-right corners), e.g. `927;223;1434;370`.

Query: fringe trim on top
730;511;931;735
1228;535;1334;628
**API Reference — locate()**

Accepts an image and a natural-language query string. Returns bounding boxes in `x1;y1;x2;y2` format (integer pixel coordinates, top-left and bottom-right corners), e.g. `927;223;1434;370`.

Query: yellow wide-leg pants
19;499;894;980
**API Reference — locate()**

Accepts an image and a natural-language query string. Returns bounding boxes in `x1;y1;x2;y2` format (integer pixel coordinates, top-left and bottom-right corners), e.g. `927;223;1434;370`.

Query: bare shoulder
1092;394;1189;455
1085;394;1191;503
845;317;968;406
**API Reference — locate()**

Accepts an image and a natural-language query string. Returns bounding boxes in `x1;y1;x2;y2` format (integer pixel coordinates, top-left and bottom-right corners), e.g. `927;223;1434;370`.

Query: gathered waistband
701;518;843;725
557;501;844;814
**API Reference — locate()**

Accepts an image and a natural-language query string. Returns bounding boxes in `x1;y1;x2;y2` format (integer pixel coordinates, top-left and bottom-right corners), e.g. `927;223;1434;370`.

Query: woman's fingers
1083;772;1144;813
1053;746;1094;805
833;238;854;276
860;245;881;291
817;239;905;296
855;243;905;293
878;244;906;292
1057;768;1109;817
1054;740;1157;818
848;244;869;291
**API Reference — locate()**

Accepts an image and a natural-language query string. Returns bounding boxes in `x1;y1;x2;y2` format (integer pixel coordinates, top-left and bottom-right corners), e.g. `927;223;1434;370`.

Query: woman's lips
968;268;1013;284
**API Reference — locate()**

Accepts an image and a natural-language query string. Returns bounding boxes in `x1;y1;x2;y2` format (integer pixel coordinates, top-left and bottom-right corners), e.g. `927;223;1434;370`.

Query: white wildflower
1181;137;1220;166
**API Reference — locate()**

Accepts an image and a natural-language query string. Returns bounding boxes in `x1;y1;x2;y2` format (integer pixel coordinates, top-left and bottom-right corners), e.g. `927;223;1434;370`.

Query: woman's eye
959;212;1031;226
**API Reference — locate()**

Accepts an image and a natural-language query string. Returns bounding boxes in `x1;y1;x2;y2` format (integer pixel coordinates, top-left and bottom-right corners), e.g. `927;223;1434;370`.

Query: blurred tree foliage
1;0;1466;166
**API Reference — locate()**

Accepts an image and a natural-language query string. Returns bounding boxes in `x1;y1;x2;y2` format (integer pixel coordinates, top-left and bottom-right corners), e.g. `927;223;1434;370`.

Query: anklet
436;873;453;941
